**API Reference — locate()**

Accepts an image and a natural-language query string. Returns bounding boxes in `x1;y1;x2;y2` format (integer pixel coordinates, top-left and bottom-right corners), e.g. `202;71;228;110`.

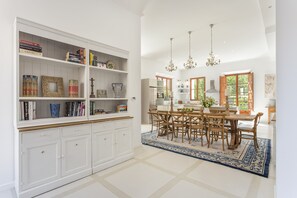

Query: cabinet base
16;169;92;198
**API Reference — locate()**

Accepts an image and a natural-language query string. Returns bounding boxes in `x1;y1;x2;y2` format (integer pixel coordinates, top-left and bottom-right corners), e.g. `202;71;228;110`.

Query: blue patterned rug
141;131;271;177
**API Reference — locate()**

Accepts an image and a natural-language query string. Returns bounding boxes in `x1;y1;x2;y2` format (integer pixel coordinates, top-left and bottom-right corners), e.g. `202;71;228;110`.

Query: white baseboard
0;182;14;192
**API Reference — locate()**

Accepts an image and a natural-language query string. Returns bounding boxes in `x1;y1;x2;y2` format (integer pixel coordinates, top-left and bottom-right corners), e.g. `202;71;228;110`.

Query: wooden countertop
18;116;133;132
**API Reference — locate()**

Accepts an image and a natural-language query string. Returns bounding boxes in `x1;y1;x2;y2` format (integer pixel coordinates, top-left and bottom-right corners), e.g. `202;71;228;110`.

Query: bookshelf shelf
19;53;86;68
89;65;128;74
18;116;87;128
89;112;129;120
19;97;86;101
89;98;128;101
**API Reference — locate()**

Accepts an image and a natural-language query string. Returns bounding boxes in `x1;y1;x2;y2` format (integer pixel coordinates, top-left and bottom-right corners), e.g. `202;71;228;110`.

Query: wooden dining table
148;111;256;150
225;114;256;150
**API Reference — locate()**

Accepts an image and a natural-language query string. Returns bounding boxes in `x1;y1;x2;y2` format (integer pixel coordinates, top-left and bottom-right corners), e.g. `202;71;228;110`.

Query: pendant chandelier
206;24;220;66
165;38;177;72
184;31;197;69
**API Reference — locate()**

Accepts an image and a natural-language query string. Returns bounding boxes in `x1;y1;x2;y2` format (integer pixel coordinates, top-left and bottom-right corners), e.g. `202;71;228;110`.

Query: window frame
223;72;254;111
190;77;206;101
156;75;172;99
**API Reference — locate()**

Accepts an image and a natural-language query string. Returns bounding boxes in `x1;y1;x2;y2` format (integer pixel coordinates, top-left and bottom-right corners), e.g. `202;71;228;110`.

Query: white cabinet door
21;140;60;190
92;131;114;166
61;135;91;177
115;128;131;156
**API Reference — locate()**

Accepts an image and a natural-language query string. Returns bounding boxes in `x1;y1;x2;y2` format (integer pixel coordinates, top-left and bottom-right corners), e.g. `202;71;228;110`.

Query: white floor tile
187;161;253;197
63;183;117;198
161;180;229;198
146;151;197;174
36;177;94;197
134;145;162;160
95;159;137;177
255;178;275;198
105;163;174;198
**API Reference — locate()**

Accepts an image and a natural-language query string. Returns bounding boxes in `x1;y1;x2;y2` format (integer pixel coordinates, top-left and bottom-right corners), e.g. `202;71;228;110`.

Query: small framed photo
97;89;107;98
41;76;64;97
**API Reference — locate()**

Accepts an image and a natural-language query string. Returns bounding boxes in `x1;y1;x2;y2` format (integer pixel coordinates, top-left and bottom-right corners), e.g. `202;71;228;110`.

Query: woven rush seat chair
149;109;159;133
205;113;229;151
187;112;207;145
156;111;171;139
238;112;263;150
170;111;190;143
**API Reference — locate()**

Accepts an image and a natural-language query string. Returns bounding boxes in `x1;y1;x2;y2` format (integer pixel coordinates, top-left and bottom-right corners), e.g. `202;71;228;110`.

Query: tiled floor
2;124;275;198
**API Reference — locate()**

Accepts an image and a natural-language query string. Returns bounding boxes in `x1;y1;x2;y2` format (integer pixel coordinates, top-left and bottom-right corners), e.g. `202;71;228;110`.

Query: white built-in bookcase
15;18;129;128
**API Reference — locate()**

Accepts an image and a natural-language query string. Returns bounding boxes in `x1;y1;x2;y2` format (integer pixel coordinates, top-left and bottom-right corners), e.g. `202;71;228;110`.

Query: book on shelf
23;75;38;97
66;49;85;64
90;101;96;115
19;48;43;56
65;101;85;117
20;101;37;121
69;80;78;97
20;43;42;52
20;40;40;47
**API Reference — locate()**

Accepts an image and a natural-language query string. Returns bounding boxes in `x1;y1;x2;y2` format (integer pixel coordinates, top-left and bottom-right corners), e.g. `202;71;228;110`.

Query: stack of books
65;101;85;117
117;104;127;112
20;101;37;121
19;40;43;56
66;49;85;64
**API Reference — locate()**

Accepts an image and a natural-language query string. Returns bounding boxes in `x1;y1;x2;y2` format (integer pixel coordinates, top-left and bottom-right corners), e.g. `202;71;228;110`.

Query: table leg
228;120;239;150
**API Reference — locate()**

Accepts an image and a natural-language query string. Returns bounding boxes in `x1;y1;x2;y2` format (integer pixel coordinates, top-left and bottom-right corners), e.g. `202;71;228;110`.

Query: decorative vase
50;104;60;118
112;83;123;98
203;107;210;113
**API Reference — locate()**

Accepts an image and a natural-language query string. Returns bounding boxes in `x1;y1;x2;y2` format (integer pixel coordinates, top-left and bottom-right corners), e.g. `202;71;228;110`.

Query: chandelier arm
170;38;173;62
189;31;191;57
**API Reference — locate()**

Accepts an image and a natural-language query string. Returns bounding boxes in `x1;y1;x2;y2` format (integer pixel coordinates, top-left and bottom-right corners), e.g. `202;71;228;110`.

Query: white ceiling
113;0;275;67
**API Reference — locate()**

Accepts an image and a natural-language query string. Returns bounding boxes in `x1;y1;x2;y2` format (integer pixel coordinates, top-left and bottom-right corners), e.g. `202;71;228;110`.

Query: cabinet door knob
104;138;107;141
41;150;45;154
75;144;78;146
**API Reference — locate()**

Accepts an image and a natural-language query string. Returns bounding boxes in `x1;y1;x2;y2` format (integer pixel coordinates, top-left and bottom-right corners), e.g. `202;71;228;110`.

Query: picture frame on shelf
97;89;107;98
41;76;64;97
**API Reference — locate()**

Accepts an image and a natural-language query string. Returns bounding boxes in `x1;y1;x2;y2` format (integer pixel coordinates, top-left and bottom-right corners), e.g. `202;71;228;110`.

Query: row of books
65;49;86;64
23;75;38;97
20;101;37;120
19;40;43;56
65;102;85;117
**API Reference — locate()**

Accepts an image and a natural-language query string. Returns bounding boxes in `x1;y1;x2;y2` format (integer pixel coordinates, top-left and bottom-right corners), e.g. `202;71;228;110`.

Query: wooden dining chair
157;111;170;139
238;112;263;150
187;112;207;145
170;111;190;143
149;109;159;133
205;113;229;151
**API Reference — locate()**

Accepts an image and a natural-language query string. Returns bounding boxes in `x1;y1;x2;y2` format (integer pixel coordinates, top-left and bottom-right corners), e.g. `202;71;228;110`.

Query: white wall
141;58;181;100
179;55;276;122
276;1;297;197
0;0;141;190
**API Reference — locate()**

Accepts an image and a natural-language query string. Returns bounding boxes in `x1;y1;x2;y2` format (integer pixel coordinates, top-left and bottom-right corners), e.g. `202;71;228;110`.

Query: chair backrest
253;112;264;129
170;111;185;124
187;112;204;126
205;113;225;130
157;111;170;124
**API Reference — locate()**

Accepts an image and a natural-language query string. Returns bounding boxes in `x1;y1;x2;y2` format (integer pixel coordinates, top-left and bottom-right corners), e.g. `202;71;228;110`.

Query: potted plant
201;96;215;112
